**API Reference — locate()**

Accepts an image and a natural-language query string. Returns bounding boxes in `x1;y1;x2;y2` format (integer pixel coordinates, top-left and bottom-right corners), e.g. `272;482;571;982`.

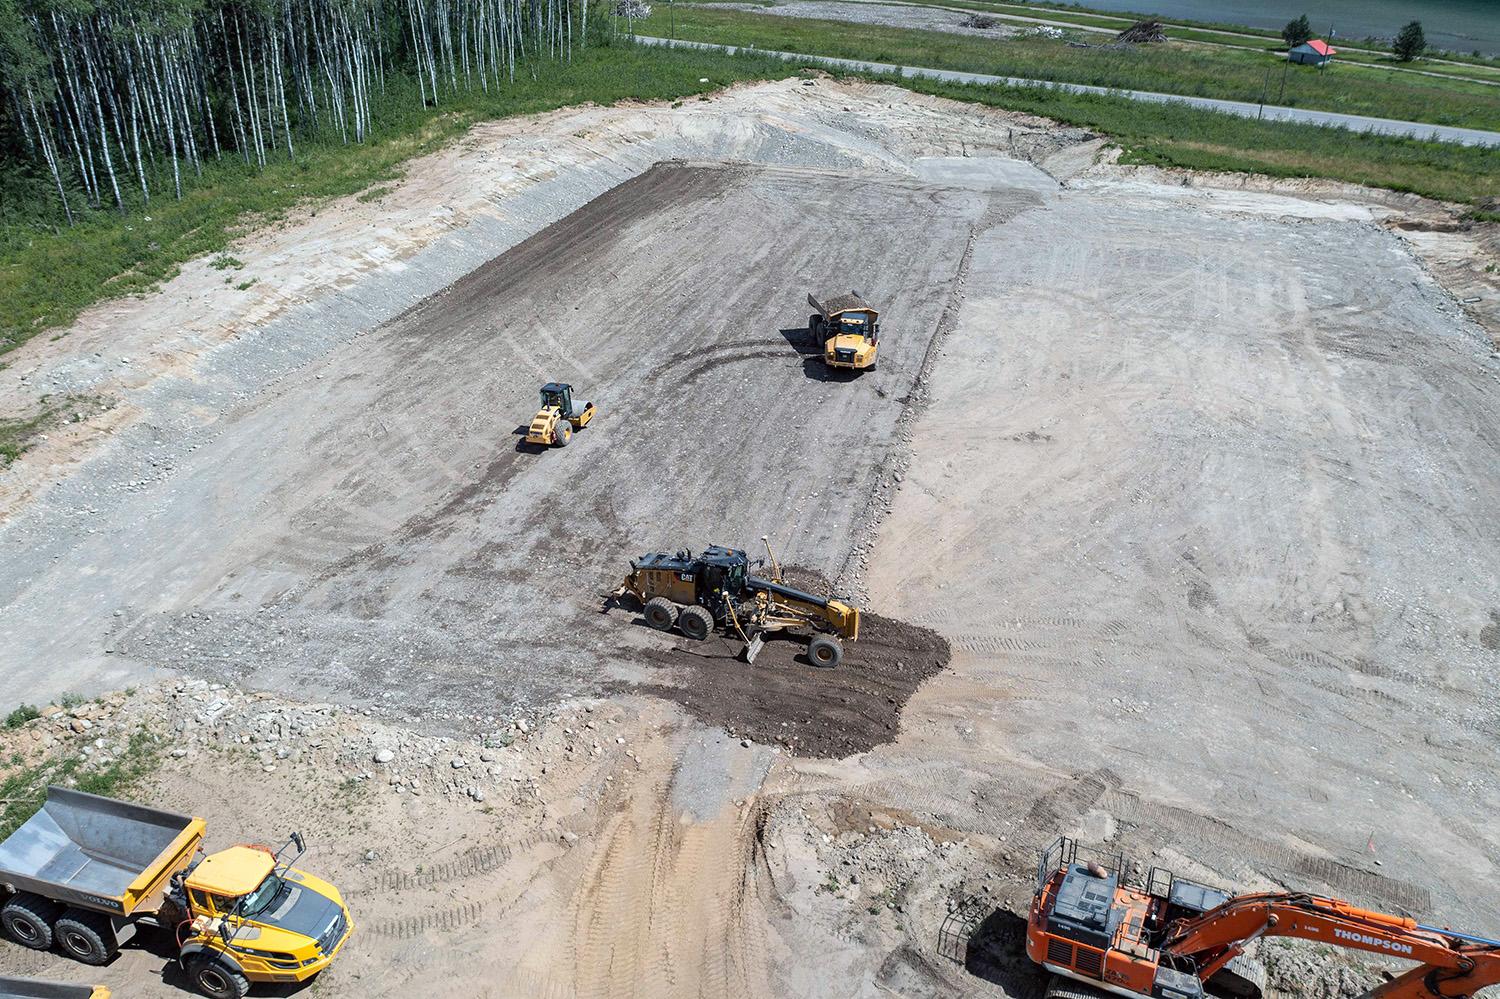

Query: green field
640;6;1500;130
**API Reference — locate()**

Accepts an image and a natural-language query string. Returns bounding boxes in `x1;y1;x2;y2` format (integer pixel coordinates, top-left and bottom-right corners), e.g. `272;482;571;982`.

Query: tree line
0;0;598;222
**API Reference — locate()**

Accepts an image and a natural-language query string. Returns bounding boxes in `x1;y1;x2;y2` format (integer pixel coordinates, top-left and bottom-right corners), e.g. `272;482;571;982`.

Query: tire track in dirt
559;740;773;999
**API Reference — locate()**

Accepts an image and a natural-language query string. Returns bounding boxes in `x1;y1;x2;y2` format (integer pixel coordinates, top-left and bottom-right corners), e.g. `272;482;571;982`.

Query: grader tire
679;605;714;641
55;909;116;965
807;635;843;668
189;957;250;999
0;892;62;950
644;597;678;631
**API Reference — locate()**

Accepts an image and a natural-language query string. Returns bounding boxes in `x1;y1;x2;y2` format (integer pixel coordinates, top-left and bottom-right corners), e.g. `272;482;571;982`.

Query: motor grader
808;291;880;371
617;540;860;667
0;788;352;999
525;382;596;447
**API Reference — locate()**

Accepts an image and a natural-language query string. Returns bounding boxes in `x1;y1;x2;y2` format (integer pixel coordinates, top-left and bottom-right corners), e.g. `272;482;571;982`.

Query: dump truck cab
178;842;351;997
808;292;880;371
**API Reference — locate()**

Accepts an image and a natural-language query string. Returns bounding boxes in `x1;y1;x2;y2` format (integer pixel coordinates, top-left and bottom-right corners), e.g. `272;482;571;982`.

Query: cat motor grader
525;382;596;448
1026;835;1500;999
617;539;861;667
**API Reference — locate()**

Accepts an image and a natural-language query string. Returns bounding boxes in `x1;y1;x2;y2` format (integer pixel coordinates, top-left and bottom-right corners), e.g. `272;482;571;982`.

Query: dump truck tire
554;422;572;447
1044;978;1112;999
55;909;116;965
807;635;842;668
190;957;251;999
809;314;822;335
644;597;678;631
1;892;62;949
679;605;714;641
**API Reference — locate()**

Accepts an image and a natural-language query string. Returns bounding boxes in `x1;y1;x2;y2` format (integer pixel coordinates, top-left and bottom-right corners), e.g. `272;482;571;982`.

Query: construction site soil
2;78;1499;999
630;610;950;757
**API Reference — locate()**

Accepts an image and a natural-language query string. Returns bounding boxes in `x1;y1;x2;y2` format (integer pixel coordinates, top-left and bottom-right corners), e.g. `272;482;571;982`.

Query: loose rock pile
1261;938;1386;999
0;681;634;813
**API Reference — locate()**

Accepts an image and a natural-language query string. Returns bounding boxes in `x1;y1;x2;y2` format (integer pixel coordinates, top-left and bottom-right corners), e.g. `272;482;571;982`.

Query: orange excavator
1027;837;1500;999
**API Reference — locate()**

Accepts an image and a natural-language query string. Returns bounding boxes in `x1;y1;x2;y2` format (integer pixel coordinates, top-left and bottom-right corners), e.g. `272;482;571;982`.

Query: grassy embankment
1;697;162;839
639;5;1500;129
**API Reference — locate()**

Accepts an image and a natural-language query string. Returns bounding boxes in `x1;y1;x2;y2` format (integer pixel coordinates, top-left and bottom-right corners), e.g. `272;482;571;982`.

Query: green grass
4;705;40;729
0;729;162;841
995;0;1500;67
0;394;102;466
643;7;1500;130
875;0;1500;81
887;70;1499;203
0;42;798;358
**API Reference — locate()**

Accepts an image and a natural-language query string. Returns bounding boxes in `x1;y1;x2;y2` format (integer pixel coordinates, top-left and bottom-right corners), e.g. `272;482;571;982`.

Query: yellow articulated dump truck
0;788;352;999
808;291;880;372
0;975;109;999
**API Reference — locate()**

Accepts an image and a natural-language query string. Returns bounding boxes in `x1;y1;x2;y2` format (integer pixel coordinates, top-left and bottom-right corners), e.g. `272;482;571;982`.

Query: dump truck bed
808;291;877;319
0;976;108;999
0;787;204;916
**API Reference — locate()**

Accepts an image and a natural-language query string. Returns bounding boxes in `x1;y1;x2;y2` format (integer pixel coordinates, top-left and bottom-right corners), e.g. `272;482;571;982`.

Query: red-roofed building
1289;39;1338;66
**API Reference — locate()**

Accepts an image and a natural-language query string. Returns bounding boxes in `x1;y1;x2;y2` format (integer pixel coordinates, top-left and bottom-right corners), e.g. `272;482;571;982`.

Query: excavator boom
1165;896;1500;999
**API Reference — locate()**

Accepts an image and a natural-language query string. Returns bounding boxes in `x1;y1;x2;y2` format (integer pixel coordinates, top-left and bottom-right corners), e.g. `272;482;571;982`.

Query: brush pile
1117;19;1168;43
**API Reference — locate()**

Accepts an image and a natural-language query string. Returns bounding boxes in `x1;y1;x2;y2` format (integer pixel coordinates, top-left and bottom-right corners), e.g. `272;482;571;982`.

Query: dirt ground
2;77;1500;999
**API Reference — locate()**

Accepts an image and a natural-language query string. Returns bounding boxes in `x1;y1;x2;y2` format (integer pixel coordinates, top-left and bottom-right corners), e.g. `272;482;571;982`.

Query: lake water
1061;0;1500;55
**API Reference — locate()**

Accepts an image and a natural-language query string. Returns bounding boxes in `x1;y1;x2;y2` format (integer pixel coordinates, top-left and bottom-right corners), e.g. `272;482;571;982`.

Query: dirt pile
1260;939;1386;999
631;611;949;758
1117;19;1168;42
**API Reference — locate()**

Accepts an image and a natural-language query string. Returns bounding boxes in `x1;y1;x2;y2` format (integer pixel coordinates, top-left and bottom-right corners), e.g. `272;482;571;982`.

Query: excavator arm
1163;894;1500;999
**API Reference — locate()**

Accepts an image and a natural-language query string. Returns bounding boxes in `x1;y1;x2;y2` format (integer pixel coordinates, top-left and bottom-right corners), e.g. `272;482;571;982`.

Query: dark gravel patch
629;611;949;758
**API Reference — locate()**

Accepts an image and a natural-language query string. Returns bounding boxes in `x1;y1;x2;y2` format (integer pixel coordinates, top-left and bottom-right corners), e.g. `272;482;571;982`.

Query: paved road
639;35;1500;147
